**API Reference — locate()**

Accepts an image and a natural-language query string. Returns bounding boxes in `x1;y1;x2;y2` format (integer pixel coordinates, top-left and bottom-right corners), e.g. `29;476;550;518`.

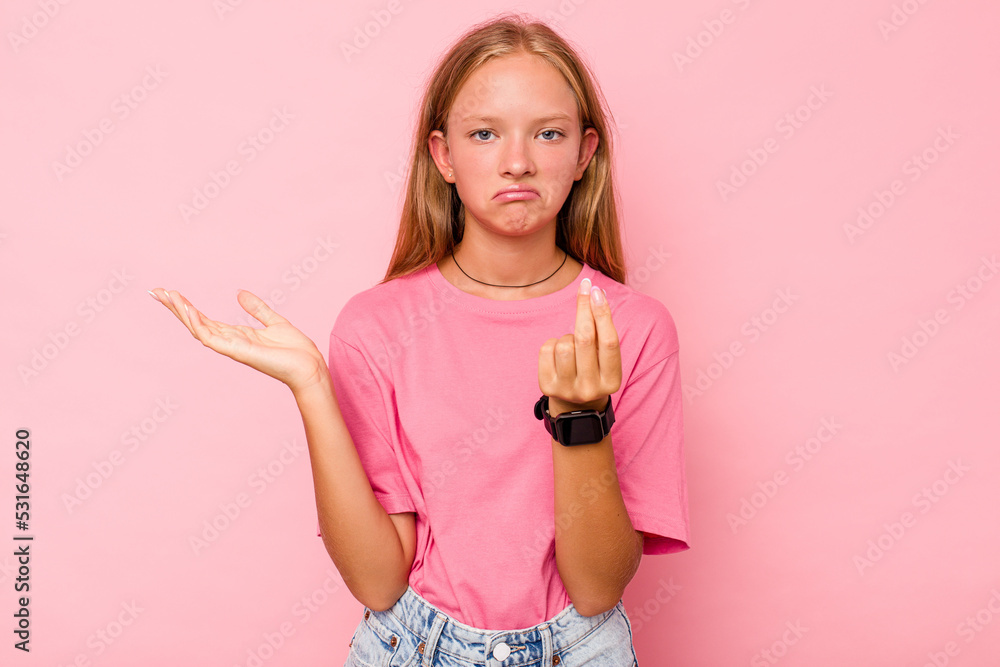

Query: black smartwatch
534;395;616;446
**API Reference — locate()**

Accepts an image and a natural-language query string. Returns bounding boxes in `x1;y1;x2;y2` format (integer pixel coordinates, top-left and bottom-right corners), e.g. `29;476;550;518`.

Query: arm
293;377;416;611
548;397;644;617
539;281;643;617
149;287;414;611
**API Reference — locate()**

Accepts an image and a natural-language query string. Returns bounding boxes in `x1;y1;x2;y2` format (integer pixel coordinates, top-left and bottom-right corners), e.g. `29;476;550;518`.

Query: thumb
236;289;286;327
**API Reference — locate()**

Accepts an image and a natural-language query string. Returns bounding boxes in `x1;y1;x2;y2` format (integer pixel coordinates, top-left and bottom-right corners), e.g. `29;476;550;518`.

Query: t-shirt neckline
425;258;597;313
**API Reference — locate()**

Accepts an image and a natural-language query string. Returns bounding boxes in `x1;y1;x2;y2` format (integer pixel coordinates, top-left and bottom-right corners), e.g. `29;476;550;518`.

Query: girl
152;12;688;666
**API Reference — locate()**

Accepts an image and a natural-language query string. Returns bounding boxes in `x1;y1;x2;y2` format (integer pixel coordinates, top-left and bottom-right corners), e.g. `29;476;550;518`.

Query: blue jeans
345;585;639;666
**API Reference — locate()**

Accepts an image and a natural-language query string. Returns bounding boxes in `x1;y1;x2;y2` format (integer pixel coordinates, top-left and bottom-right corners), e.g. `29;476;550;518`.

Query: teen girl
151;13;688;666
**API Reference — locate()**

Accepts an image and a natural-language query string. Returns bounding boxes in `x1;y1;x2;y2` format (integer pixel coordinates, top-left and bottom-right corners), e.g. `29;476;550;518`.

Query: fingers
571;277;620;395
540;278;622;403
538;337;558;391
149;288;187;329
150;288;212;344
573;278;598;383
589;282;622;395
551;333;577;384
152;288;283;332
237;289;287;327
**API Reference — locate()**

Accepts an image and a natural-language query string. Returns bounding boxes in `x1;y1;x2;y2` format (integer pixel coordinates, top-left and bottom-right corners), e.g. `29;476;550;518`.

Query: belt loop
422;612;447;666
540;620;553;666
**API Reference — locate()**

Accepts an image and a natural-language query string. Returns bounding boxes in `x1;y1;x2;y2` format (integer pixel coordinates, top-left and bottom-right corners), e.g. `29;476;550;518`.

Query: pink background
3;1;999;665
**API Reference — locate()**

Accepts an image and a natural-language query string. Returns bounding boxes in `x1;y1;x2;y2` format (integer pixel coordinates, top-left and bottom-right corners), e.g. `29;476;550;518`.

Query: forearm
550;430;643;617
292;377;409;611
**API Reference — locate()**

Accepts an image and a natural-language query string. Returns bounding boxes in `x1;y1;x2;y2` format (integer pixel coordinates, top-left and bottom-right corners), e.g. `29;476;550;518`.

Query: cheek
453;159;490;196
452;146;488;172
546;151;584;183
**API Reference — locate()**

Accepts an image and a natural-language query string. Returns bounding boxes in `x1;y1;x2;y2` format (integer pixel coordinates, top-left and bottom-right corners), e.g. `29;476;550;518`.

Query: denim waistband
367;585;622;666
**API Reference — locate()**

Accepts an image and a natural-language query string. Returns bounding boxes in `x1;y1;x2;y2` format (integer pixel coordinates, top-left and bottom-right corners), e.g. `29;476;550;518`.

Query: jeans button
492;641;511;660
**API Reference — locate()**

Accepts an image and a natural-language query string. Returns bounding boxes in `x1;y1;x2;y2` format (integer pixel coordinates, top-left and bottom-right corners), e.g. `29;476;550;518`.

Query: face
429;52;599;238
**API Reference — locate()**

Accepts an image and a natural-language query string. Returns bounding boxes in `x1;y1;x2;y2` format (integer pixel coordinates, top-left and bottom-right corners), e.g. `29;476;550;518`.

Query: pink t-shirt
320;260;689;630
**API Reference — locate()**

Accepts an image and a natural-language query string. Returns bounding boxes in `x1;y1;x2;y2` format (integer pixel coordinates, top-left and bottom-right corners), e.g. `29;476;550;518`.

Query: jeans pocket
348;609;420;667
346;613;399;667
558;605;638;666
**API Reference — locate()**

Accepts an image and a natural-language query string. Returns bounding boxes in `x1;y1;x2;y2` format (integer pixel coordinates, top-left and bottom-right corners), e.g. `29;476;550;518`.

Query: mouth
493;185;540;201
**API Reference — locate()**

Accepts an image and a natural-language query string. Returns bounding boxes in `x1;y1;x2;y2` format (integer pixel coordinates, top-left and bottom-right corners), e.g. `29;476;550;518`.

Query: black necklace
451;249;568;288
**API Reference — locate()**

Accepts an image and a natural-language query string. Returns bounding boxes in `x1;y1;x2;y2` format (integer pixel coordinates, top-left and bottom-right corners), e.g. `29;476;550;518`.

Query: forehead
450;53;578;124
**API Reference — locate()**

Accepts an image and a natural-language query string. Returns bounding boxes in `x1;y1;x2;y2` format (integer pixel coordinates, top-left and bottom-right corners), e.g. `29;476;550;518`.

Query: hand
538;278;622;417
149;288;329;393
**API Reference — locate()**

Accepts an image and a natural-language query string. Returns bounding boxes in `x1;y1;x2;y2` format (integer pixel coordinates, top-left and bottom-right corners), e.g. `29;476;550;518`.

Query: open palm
150;287;328;392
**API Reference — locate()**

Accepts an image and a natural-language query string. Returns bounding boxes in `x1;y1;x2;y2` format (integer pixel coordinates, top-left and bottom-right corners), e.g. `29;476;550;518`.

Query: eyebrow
460;113;574;125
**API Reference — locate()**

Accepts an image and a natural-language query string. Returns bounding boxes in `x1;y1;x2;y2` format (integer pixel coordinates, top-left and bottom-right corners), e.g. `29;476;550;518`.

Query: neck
452;245;567;288
450;222;569;287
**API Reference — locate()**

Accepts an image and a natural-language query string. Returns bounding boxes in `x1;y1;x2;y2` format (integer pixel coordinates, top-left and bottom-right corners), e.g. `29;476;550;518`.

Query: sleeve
614;310;690;555
316;330;416;538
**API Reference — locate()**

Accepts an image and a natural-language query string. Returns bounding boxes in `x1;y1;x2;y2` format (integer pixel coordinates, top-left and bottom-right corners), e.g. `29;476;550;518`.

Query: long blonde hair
381;12;627;285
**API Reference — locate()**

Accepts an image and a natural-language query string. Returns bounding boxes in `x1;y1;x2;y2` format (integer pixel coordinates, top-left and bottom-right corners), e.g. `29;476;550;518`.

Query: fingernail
147;290;159;301
591;286;605;305
580;278;592;295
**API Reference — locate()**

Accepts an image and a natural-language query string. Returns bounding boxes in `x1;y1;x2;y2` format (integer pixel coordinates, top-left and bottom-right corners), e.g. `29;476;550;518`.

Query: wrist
546;395;610;417
289;367;333;402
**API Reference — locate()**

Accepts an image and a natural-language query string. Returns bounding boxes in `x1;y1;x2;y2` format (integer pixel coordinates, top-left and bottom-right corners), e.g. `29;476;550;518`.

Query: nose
499;134;535;177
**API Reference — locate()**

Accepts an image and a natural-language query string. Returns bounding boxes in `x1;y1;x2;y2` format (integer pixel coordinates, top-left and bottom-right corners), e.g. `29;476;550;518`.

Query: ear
428;130;455;183
574;127;599;180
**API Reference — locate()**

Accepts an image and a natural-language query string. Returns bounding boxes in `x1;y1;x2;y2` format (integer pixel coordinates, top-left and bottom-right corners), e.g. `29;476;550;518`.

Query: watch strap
533;395;615;446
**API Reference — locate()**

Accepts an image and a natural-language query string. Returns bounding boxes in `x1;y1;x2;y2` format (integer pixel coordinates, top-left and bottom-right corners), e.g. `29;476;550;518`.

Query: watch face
559;415;604;445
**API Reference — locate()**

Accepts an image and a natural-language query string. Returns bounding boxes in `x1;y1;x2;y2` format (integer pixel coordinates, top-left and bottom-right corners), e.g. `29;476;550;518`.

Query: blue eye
470;129;564;142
